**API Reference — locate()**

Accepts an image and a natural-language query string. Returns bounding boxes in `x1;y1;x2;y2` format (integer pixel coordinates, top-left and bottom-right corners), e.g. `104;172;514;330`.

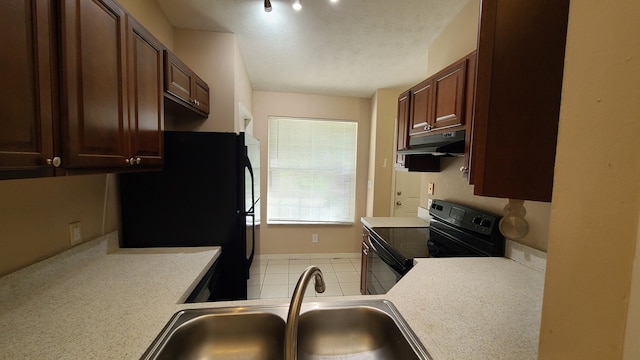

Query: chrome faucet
285;265;325;360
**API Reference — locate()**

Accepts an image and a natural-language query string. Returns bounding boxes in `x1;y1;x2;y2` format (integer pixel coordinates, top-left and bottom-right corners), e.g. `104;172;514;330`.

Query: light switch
69;222;82;246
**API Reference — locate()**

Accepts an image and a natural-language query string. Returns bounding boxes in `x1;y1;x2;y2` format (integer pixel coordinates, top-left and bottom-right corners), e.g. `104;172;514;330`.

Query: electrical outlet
69;222;82;246
428;182;435;195
312;234;319;243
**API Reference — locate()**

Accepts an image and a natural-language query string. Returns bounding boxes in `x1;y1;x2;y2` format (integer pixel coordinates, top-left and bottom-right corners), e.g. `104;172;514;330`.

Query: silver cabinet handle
460;166;469;172
125;157;142;166
46;157;62;167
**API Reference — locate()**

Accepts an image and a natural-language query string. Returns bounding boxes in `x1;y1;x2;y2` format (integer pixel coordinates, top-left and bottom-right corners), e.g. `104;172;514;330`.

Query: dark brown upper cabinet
469;0;570;202
59;0;164;172
395;53;474;173
126;16;164;168
408;79;433;136
164;50;210;118
1;0;208;181
0;0;57;180
395;0;569;203
432;60;467;131
409;58;468;138
60;0;130;170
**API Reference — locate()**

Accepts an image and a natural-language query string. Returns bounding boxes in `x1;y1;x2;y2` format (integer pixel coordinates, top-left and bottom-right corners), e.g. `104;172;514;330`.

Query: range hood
397;129;466;156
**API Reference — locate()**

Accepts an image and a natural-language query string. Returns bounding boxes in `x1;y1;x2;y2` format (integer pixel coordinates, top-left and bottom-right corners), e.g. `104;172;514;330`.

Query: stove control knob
472;216;482;225
480;219;492;227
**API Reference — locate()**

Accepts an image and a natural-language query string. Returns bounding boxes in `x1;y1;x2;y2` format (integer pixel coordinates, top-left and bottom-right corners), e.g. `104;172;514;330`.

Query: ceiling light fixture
263;0;335;13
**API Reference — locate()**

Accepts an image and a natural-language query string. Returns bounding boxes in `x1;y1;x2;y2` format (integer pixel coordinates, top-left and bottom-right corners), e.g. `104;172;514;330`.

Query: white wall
252;91;371;255
539;0;640;357
366;88;404;217
233;40;253;130
170;30;236;132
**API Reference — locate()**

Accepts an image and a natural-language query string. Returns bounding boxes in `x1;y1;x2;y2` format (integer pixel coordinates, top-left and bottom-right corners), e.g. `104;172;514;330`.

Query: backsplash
505;240;547;273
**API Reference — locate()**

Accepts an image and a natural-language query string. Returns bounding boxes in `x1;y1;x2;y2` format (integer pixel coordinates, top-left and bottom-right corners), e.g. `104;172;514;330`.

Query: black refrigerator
118;131;259;301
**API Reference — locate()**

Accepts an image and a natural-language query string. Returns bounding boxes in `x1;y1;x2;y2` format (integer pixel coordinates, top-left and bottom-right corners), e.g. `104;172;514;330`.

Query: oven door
366;234;409;295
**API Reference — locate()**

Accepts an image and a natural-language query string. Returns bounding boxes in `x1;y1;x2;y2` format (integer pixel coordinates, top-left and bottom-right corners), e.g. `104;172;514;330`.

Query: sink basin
141;300;431;360
298;306;424;359
143;309;287;360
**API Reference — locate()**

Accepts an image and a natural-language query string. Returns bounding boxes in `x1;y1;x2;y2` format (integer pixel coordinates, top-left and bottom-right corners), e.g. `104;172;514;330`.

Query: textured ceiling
155;0;470;98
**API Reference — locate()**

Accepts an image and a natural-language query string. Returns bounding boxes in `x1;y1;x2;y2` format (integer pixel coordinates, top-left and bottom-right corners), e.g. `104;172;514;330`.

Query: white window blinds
267;117;358;224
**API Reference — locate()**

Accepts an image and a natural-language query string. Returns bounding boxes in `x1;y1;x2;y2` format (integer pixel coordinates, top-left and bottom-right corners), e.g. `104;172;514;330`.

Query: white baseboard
254;253;360;261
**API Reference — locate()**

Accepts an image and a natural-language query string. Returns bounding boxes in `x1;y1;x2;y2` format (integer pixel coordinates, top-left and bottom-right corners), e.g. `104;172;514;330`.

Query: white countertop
388;258;544;359
0;231;544;359
0;232;220;359
361;216;429;228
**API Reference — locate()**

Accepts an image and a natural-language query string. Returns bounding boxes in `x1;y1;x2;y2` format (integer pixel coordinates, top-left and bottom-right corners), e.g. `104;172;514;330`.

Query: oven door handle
368;235;409;275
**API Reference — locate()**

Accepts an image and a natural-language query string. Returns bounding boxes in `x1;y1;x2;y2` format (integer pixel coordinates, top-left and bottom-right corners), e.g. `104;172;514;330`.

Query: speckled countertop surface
0;232;220;359
388;258;545;359
0;231;544;359
361;216;430;228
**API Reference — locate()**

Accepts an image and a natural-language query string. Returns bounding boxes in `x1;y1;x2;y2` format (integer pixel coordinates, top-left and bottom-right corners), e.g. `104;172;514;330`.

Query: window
267;117;358;224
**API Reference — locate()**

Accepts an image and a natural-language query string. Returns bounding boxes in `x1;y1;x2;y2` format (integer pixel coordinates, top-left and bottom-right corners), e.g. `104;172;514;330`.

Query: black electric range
364;200;505;294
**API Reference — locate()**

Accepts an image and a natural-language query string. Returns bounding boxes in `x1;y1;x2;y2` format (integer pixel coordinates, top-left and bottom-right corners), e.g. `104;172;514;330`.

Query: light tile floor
248;256;362;300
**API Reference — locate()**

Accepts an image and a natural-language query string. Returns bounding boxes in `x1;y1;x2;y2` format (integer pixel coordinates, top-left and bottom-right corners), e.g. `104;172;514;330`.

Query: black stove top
369;227;430;260
368;200;505;269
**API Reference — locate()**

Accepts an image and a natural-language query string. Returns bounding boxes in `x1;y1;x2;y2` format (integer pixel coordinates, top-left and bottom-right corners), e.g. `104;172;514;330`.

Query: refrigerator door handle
244;153;257;274
246;156;255;214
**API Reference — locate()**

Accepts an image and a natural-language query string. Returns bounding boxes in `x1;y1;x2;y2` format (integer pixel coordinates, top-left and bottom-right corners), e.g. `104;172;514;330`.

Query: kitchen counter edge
0;231;544;360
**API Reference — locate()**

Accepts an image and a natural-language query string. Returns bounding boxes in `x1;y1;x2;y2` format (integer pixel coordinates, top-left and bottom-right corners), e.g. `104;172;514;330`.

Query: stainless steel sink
146;311;286;360
297;306;425;359
141;300;431;360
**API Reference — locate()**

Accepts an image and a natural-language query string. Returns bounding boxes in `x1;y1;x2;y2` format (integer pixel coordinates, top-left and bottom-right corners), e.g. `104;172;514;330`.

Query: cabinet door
0;0;56;178
471;0;569;202
164;51;193;105
127;16;163;168
408;79;434;136
193;75;210;115
61;0;129;169
164;50;209;117
432;60;466;131
395;91;410;167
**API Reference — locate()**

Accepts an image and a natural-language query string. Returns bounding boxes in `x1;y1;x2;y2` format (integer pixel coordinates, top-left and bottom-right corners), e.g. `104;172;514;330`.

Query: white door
392;170;422;217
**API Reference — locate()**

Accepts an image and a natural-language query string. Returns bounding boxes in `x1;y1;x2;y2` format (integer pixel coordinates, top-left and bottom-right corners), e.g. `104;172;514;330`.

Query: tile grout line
248;256;362;300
